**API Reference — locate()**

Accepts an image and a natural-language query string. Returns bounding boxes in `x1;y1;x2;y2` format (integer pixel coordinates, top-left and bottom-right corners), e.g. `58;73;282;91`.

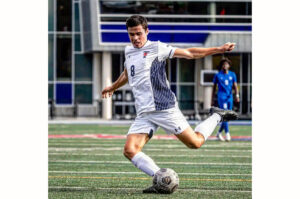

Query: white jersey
124;40;177;115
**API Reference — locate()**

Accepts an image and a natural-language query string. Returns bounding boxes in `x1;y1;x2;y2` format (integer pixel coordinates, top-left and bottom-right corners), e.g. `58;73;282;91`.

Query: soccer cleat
143;185;159;194
225;133;231;141
210;107;238;122
217;133;225;141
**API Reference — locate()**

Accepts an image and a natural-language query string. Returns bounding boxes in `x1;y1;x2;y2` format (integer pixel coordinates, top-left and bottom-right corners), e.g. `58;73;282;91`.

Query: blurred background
48;0;252;120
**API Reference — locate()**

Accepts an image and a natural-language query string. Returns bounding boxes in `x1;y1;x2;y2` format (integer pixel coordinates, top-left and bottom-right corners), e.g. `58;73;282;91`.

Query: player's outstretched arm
102;68;128;99
173;42;235;59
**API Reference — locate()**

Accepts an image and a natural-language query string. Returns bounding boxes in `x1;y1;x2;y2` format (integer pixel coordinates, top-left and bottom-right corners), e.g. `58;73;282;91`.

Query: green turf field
49;124;252;199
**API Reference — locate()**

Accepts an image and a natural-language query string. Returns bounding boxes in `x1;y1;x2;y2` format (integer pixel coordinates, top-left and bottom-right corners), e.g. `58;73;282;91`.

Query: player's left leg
148;107;205;149
176;111;223;148
178;107;238;148
150;106;237;149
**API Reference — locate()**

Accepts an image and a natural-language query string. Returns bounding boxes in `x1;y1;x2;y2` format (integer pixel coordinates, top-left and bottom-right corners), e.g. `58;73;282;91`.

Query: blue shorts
218;96;233;110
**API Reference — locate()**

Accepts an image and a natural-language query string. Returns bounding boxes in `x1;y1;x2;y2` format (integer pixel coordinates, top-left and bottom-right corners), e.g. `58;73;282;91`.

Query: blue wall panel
101;32;209;43
56;83;72;104
100;24;251;44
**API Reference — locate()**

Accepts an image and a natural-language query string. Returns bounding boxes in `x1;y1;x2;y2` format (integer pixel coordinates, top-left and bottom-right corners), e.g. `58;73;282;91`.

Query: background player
211;58;239;141
102;15;238;193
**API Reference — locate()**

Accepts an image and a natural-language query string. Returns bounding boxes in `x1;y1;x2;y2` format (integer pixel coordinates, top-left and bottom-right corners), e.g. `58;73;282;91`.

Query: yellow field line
48;176;251;182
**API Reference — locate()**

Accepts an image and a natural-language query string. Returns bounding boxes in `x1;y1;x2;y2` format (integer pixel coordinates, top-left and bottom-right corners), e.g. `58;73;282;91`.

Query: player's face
127;25;149;48
222;62;230;71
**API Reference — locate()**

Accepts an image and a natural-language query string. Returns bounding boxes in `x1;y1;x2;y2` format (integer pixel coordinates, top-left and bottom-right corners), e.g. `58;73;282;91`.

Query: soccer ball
153;168;179;194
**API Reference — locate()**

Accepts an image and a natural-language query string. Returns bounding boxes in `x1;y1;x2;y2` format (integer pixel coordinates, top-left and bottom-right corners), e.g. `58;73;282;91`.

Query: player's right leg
123;133;162;193
124;115;162;193
123;133;160;176
124;114;160;177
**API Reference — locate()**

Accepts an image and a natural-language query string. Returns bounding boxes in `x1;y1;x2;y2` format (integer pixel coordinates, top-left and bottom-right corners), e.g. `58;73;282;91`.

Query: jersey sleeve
158;41;177;61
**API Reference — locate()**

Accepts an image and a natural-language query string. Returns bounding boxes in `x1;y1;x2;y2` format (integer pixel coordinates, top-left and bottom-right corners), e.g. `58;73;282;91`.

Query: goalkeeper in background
211;58;240;141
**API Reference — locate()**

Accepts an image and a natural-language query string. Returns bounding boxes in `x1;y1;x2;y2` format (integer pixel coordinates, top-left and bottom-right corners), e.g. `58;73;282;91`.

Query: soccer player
211;58;240;141
102;15;238;193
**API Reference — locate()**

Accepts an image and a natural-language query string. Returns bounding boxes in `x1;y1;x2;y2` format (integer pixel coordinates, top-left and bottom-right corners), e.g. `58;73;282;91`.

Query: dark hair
218;57;232;71
126;15;148;30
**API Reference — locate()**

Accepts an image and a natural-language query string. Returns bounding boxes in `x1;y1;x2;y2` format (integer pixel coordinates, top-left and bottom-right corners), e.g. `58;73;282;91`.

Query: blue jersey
213;70;237;100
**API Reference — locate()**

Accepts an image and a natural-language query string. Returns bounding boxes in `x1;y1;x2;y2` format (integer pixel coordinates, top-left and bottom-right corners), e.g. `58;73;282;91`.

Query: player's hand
220;42;236;52
235;96;240;103
102;86;115;98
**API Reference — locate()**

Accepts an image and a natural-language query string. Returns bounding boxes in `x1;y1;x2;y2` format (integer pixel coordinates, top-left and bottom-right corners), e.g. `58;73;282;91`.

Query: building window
179;85;194;110
49;0;94;106
178;59;195;110
74;2;81;32
179;59;195;82
111;53;135;119
75;34;81;52
216;2;252;15
99;1;250;23
48;83;54;100
48;0;54;31
57;0;72;31
99;1;210;15
170;59;177;83
112;53;124;82
169;58;195;110
216;2;252;23
48;34;54;81
56;35;72;81
75;84;93;104
75;54;93;81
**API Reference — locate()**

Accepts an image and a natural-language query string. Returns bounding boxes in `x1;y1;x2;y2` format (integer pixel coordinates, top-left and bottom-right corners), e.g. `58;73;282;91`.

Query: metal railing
48;99;102;119
48;99;251;120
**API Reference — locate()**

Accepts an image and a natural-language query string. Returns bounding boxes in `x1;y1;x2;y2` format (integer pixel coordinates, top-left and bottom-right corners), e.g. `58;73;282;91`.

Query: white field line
48;140;252;146
48;147;252;152
48;152;251;158
49;170;251;176
48;186;251;193
48;143;251;148
48;139;251;144
49;160;251;166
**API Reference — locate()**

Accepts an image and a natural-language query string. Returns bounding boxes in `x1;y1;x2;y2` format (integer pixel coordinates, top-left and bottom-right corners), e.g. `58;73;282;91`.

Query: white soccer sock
195;113;221;140
131;152;160;176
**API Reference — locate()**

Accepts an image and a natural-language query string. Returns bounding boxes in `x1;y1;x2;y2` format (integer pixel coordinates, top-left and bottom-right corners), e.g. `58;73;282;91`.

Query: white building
48;0;252;120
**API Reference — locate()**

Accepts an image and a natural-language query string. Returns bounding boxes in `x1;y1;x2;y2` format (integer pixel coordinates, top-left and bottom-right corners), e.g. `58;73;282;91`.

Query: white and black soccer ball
153;168;179;194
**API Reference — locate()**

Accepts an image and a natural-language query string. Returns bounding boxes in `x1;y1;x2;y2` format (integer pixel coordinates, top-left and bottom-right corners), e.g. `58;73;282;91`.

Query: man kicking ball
102;15;238;193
